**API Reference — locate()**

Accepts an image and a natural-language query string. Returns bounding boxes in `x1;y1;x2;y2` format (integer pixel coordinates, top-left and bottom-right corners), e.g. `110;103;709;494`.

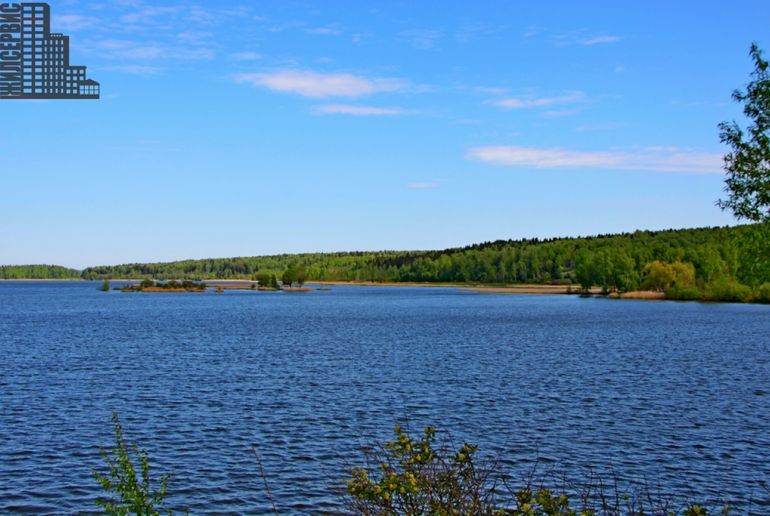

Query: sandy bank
135;287;206;293
310;280;608;296
310;280;474;288
463;285;604;295
613;290;666;300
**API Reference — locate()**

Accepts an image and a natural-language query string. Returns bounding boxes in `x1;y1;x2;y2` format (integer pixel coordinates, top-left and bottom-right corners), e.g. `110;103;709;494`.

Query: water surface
1;282;769;513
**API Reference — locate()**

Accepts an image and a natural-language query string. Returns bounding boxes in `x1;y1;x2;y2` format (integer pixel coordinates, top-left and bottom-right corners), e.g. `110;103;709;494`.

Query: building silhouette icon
0;2;99;99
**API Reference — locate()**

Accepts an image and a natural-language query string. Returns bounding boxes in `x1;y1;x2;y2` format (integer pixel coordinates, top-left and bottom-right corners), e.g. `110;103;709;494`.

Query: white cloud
491;91;585;109
313;104;408;116
467;145;722;174
407;182;438;189
580;35;622;45
234;70;409;98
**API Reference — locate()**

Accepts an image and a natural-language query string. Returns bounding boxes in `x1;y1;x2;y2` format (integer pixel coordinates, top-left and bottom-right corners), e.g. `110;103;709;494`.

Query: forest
0;264;81;280
3;225;770;302
74;224;769;302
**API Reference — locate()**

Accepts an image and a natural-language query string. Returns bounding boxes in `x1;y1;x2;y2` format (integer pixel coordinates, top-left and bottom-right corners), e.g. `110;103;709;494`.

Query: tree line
0;265;81;280
72;225;767;296
5;225;768;301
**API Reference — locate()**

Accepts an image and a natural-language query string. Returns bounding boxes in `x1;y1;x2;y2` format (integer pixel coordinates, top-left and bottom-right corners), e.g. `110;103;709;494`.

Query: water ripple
1;282;769;512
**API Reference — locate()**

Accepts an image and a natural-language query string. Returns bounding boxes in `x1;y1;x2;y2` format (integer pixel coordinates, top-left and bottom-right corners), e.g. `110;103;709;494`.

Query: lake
1;281;769;514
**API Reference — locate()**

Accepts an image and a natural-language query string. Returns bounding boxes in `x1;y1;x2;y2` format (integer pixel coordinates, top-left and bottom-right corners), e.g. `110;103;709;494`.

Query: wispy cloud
234;70;409;98
120;6;181;25
542;108;584;118
306;26;342;36
491;91;585;110
176;31;213;44
313;104;409;116
90;39;163;59
407;182;438;189
85;38;214;61
580;35;622;45
454;23;500;45
102;64;163;75
551;30;623;47
575;122;625;132
400;28;443;50
52;14;99;31
467;145;722;174
230;51;262;61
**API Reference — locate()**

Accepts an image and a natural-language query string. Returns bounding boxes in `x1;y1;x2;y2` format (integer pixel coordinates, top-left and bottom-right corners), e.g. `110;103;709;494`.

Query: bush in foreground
345;425;498;514
344;426;726;515
93;417;741;515
93;413;173;515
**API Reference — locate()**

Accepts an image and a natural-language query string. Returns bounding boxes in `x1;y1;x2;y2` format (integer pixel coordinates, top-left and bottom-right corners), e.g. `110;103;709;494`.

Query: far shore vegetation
4;224;770;304
0;264;81;280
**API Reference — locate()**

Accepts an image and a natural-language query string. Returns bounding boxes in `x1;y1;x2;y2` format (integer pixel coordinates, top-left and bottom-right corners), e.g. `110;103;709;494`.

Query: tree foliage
346;425;499;515
79;226;750;287
718;43;770;222
93;413;173;515
642;261;696;291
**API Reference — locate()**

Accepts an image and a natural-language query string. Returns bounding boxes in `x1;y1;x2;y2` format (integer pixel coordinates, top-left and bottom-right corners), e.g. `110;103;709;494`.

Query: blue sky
2;1;768;268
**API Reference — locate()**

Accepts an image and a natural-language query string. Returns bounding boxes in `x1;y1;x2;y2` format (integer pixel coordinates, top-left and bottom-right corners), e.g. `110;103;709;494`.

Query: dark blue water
1;282;769;514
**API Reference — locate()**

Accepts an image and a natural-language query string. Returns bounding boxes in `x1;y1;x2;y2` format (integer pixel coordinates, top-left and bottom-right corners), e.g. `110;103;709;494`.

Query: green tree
295;267;307;287
718;43;770;222
281;268;297;287
255;273;272;288
611;250;640;292
642;261;695;291
575;251;596;291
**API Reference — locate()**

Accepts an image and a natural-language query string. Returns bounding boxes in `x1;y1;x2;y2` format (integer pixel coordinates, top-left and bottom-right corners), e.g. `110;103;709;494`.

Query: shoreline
0;279;731;303
310;280;607;295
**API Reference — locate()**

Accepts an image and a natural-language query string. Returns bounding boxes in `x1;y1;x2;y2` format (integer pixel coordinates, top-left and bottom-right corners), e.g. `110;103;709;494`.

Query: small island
121;279;207;293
